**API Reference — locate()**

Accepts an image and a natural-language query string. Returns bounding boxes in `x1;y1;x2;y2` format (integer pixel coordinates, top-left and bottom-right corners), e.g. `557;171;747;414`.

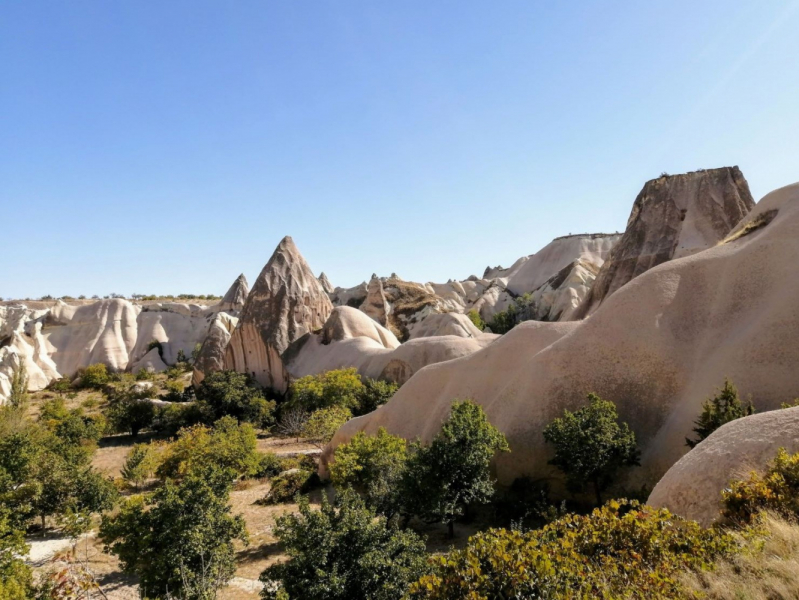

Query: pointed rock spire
360;274;390;327
224;236;333;392
318;272;334;294
218;273;249;313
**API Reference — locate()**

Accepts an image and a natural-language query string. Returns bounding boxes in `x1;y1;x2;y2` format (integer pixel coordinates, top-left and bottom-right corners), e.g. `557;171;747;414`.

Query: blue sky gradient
2;1;798;298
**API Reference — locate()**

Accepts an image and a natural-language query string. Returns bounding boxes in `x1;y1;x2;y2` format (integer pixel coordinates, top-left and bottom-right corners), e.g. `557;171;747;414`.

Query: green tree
330;427;408;517
300;406;352;449
121;442;165;490
100;463;247;599
195;370;276;429
543;393;640;506
403;400;509;537
353;378;398;416
79;363;110;388
686;379;754;448
259;491;428;600
106;392;156;437
9;362;29;410
0;506;32;600
289;368;364;412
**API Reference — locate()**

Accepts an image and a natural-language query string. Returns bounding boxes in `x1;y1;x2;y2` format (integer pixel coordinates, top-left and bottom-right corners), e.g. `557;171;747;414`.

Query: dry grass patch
682;515;799;599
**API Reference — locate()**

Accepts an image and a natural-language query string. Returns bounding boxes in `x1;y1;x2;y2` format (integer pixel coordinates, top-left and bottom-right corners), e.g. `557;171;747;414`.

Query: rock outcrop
576;167;754;317
323;182;799;494
359;275;391;326
191;312;239;386
318;272;334;294
217;274;249;313
224;236;333;392
648;407;799;526
407;312;484;339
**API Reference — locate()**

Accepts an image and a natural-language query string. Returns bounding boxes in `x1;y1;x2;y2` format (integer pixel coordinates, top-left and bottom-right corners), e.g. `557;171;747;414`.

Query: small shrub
467;309;485;331
79;363;110;389
135;368;153;381
161;378;185;402
120;443;165;490
300;406;352;449
409;500;737;599
254;452;283;479
261;470;313;505
722;448;799;525
289;368;364;412
687;379;754;448
354;378;398;416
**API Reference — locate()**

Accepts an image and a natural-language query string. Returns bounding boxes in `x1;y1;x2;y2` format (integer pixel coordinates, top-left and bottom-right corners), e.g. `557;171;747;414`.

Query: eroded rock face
577;167;754;317
318;272;334;294
359;275;391;326
217;274;249;313
224;236;333;392
648;407;799;526
191;312;239;386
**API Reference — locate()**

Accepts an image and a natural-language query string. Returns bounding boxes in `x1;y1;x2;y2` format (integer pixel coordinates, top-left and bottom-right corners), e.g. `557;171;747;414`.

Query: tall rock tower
576;167;754;317
224;236;333;392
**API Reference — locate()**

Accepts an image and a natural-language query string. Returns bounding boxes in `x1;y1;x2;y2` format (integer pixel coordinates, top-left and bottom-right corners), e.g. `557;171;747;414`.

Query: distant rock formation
407;312;483;339
648;407;799;526
217;274;249;313
224;236;333;393
318;272;334;294
191;312;238;386
576;167;754;317
360;275;391;326
324;182;799;495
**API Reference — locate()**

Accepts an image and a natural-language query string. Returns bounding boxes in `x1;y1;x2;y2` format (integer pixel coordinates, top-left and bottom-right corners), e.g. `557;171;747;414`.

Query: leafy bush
195;370;276;428
261;470;314;505
722;448;799;525
301;406;352;449
402;400;509;537
254;452;283;479
79;363;110;389
687;379;755;448
157;417;261;480
0;506;32;600
9;363;29;410
290;368;364;412
353;378;398;416
467;309;485;331
543;393;640;506
100;463;247;599
331;427;408;517
260;491;429;600
409;500;737;599
160;377;186;402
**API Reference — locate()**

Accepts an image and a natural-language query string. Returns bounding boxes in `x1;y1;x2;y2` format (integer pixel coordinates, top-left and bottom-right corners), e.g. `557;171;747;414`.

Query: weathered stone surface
318;272;334;294
407;312;484;339
323;182;799;494
648;407;799;526
224;236;333;392
217;273;249;313
359;275;391;326
576;167;754;317
131;347;168;375
191;312;238;386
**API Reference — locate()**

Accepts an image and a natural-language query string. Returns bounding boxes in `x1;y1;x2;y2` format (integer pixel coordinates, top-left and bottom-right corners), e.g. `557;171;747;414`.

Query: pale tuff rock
318;272;334;294
329;281;368;308
192;312;239;386
283;306;496;386
359;275;391;326
524;259;602;322
224;236;333;392
324;182;799;494
217;274;249;313
577;167;755;317
648;407;799;526
131;304;212;366
407;312;484;339
131;347;168;374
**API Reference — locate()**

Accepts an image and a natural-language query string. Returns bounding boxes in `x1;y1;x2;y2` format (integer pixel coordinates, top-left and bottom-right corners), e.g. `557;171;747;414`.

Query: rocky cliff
576;167;754;317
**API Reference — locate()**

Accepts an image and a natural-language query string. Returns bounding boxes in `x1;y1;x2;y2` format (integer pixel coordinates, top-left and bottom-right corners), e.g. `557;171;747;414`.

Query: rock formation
217;274;249;313
318;272;334;294
359;275;391;326
283;306;497;386
407;312;484;339
323;182;799;494
191;312;239;386
576;167;754;317
648;407;799;526
224;236;333;392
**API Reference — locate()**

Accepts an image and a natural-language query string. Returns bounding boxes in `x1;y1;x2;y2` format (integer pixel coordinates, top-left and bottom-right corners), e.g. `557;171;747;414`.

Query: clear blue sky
2;1;798;299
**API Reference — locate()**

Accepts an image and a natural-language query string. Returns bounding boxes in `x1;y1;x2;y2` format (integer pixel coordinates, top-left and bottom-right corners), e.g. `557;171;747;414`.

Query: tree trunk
447;520;455;539
41;514;46;536
593;479;603;507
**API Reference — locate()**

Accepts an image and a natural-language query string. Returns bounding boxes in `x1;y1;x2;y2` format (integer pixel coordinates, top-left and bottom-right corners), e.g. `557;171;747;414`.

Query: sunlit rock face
224;236;333;393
